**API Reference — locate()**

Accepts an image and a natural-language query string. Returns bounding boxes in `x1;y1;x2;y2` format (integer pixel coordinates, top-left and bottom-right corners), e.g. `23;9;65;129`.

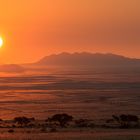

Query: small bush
8;129;14;133
40;127;47;133
49;128;57;132
75;119;94;128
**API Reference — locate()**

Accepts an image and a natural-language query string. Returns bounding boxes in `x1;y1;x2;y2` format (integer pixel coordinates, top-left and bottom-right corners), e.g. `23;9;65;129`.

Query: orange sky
0;0;140;64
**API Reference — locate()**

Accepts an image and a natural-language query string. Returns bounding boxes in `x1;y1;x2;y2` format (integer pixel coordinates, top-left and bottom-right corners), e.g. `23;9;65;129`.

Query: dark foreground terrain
0;130;140;140
0;113;140;140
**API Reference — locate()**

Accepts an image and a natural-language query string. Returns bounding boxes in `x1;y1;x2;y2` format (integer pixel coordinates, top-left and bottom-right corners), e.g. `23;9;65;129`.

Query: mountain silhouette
36;52;140;67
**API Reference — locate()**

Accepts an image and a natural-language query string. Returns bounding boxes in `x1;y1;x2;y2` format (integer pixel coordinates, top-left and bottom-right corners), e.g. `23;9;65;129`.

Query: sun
0;37;3;48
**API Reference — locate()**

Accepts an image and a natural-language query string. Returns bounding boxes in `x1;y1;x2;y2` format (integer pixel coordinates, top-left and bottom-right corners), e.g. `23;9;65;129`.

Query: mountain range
36;52;140;67
0;53;140;73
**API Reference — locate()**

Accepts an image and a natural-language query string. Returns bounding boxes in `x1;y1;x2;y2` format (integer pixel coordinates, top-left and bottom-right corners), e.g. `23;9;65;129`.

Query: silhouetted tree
112;115;121;124
47;114;73;127
112;114;139;128
14;117;31;127
127;115;139;123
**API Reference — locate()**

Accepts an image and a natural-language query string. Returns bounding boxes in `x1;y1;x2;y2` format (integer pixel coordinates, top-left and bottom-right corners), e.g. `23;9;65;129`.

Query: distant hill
36;52;140;67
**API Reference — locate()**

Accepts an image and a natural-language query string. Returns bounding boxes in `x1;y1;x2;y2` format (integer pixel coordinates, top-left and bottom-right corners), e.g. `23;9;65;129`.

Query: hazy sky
0;0;140;63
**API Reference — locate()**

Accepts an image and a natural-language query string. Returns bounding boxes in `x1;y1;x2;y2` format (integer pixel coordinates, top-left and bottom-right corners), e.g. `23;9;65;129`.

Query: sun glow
0;37;3;48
